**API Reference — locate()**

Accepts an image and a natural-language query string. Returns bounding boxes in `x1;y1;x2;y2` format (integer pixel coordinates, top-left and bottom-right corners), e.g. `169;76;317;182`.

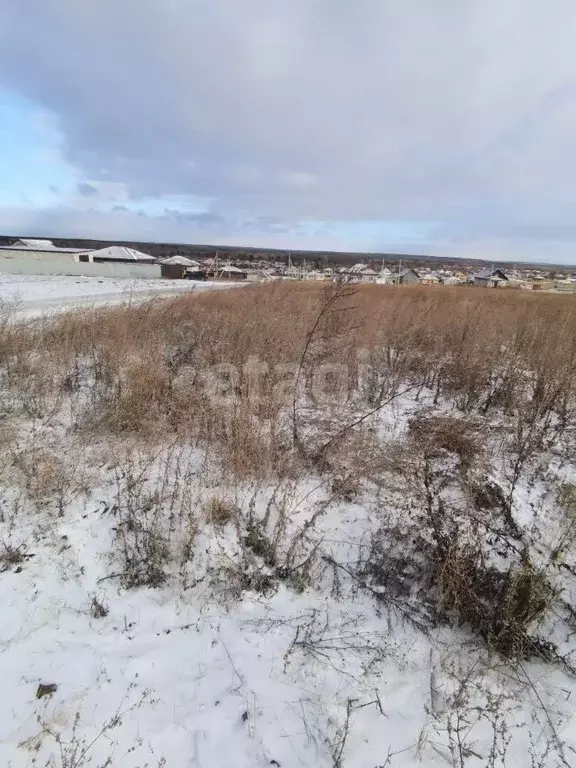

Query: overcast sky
0;1;575;261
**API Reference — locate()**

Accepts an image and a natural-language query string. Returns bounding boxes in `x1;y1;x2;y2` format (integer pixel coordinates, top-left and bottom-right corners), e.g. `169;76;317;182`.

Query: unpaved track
0;279;239;317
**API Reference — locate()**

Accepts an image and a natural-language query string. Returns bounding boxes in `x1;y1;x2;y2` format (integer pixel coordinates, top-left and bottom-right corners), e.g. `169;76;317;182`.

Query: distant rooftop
473;268;509;280
81;246;155;262
0;242;84;253
12;238;56;249
158;255;201;267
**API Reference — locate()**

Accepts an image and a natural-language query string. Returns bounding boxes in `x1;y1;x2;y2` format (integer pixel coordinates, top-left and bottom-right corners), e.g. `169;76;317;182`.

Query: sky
0;1;575;262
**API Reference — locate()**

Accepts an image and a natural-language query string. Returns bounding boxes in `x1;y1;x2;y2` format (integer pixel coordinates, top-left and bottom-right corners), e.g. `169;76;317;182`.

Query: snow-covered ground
0;274;235;316
0;496;433;768
1;409;575;767
1;290;576;767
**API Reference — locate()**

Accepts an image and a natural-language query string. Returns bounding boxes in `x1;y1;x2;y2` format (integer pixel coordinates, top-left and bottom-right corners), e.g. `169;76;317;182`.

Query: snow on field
1;427;575;767
0;274;234;315
0;511;430;768
0;448;432;768
1;295;576;766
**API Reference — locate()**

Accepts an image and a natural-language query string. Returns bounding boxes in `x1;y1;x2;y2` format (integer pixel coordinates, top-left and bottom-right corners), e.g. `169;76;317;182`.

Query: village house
420;271;441;285
338;263;382;284
207;265;247;281
0;239;83;261
77;246;156;264
304;269;329;281
396;268;420;285
158;255;201;279
472;268;509;287
375;267;395;284
11;238;57;249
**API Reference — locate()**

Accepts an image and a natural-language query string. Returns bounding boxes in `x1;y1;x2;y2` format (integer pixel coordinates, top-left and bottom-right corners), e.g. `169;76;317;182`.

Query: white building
375;267;395;285
76;246;156;264
0;241;84;261
11;238;57;249
157;256;201;268
0;240;161;279
339;263;381;283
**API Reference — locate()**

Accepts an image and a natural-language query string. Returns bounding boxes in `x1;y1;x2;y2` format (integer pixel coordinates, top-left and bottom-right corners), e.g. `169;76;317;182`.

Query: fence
0;254;161;280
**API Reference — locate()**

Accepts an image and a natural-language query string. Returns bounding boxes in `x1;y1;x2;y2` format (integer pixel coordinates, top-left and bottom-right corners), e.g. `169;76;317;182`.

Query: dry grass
1;282;575;657
2;282;574;472
436;540;555;659
205;496;239;527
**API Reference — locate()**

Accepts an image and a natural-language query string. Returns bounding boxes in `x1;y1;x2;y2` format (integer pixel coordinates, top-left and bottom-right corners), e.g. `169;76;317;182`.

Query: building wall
207;272;247;281
160;264;185;279
400;271;420;285
0;255;161;280
0;248;79;261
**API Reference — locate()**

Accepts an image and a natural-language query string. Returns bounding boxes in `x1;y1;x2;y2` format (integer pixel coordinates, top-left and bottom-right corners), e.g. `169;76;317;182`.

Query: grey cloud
1;204;575;263
0;205;353;252
165;210;226;228
163;210;292;235
239;216;293;235
77;182;98;197
1;1;576;258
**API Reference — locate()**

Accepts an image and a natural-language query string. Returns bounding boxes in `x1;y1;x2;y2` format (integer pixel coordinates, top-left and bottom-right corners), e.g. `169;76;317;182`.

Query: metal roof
473;268;508;280
158;255;201;267
12;238;56;248
0;244;85;253
81;246;155;262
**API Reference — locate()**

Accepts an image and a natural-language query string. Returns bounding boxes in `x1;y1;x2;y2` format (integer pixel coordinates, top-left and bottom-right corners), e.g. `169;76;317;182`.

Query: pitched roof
342;263;375;274
158;255;201;267
81;246;155;262
12;238;55;249
473;268;508;280
0;244;84;253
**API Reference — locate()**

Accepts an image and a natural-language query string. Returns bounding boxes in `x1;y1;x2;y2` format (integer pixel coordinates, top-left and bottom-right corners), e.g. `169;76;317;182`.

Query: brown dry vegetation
2;282;576;662
4;282;576;453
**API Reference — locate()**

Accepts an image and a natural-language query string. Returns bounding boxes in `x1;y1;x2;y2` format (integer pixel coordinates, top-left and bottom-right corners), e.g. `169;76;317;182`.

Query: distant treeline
0;235;555;270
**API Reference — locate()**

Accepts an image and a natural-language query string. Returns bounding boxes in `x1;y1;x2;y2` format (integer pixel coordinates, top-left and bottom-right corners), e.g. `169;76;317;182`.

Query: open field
1;282;576;767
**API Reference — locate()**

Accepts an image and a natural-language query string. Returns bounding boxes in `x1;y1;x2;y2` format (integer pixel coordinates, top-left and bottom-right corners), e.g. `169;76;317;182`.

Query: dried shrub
115;499;170;589
110;450;198;589
364;520;556;661
12;448;84;515
408;414;482;473
205;496;238;527
0;539;30;571
551;482;576;563
89;592;110;619
437;541;555;659
468;480;507;512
